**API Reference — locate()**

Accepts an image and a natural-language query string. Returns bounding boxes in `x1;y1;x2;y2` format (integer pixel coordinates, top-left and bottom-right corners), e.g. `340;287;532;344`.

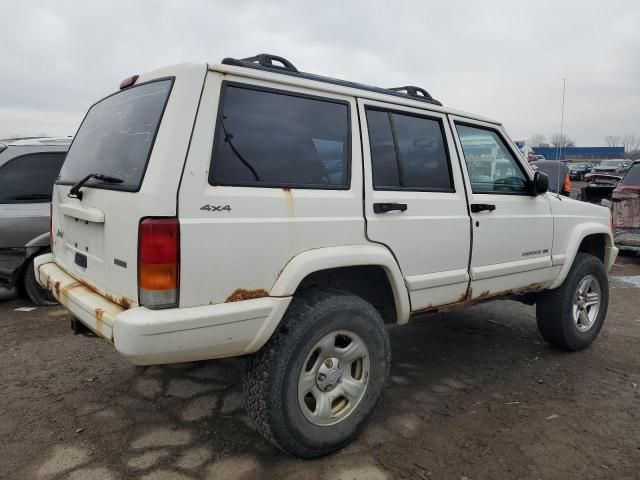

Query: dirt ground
0;254;639;480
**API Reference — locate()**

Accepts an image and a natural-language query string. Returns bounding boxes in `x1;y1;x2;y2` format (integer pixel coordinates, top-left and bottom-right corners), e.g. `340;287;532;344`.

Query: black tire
536;253;608;350
23;259;57;306
243;288;391;458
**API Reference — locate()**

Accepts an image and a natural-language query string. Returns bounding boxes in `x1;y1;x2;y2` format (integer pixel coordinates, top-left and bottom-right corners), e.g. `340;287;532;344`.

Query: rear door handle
373;202;408;214
470;203;496;213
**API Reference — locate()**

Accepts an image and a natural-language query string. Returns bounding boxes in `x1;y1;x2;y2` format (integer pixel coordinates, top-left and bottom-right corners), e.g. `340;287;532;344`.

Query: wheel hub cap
316;357;343;391
297;330;370;427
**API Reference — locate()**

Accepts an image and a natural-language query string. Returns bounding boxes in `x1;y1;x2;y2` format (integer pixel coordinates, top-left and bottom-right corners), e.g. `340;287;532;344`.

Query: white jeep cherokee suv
36;54;618;458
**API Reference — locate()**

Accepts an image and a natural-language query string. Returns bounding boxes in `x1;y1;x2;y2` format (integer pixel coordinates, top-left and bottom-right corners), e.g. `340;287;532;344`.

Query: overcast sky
1;0;639;145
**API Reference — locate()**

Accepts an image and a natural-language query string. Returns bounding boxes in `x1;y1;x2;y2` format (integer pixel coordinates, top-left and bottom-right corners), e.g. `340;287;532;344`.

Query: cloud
1;0;639;144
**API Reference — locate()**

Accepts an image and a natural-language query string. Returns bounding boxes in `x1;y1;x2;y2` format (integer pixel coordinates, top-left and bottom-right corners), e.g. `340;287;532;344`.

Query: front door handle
373;202;408;214
470;203;496;213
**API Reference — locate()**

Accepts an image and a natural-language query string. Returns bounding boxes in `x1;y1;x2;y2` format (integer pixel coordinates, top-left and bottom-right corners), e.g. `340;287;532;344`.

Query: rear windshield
621;164;640;185
58;79;173;191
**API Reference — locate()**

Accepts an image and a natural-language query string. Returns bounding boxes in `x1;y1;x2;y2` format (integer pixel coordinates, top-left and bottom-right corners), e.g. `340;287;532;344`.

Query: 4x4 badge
200;204;231;212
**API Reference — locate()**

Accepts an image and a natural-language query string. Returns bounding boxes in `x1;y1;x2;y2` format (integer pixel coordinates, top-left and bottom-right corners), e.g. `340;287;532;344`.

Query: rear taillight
564;174;571;194
138;218;179;309
49;202;53;245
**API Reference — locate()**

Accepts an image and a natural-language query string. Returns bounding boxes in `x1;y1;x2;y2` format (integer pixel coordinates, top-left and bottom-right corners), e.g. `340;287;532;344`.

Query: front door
359;99;471;311
449;117;553;298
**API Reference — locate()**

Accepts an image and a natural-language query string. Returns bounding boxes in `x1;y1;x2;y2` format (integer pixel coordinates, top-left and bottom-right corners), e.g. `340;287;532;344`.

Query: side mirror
532;171;549;195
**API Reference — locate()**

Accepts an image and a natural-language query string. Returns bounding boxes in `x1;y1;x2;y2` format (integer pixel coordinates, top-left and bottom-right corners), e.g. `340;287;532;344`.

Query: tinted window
366;109;452;191
0;152;65;203
59;79;173;191
210;85;350;188
456;124;528;194
621;164;640;185
366;109;399;187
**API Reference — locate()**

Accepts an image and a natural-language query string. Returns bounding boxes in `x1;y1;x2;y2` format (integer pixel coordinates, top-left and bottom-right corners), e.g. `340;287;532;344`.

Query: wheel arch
270;245;411;324
549;223;615;290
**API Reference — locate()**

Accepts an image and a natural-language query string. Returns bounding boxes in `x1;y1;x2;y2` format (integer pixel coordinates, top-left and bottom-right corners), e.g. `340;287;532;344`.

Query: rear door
359;99;471;310
449;116;553;298
51;65;207;307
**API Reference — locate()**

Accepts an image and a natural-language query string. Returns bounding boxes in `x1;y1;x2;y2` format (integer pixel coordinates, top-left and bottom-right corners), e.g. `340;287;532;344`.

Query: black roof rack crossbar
388;86;436;102
223;53;298;72
220;54;443;106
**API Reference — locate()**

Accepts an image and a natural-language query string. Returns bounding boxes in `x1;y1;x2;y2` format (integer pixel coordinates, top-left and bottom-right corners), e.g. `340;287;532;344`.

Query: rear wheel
536;253;608;350
23;259;57;306
243;288;390;458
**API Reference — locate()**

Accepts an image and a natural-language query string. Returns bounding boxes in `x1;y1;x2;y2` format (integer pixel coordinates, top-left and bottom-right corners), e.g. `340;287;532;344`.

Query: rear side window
366;108;453;191
621;164;640;185
58;79;173;191
0;152;65;203
210;84;350;188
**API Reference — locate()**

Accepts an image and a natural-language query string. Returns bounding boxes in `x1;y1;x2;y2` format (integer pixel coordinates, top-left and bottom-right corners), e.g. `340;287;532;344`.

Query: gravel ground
0;253;638;480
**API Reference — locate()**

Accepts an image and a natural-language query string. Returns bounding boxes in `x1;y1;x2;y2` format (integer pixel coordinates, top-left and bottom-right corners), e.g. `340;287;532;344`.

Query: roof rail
222;53;298;72
220;54;443;107
388;86;437;102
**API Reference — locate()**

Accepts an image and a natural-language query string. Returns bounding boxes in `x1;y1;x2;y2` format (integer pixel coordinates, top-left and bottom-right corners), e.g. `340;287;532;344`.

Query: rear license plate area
75;252;87;268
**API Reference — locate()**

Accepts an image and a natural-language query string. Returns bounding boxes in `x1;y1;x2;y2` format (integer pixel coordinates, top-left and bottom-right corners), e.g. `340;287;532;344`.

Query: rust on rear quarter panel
225;288;269;303
283;187;294;216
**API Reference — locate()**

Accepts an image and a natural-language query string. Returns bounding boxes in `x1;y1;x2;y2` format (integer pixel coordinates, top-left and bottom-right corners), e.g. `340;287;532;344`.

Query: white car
36;54;618;458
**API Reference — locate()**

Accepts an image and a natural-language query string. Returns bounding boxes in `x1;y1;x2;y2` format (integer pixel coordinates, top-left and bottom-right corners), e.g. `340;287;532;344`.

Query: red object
119;74;139;90
138;218;179;291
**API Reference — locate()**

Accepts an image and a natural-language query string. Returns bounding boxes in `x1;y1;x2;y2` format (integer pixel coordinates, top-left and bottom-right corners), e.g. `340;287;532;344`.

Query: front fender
548;222;616;290
270;244;411;324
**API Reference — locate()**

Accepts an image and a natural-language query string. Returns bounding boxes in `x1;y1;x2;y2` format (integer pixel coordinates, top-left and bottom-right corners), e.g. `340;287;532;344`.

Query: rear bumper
35;254;292;365
615;232;640;253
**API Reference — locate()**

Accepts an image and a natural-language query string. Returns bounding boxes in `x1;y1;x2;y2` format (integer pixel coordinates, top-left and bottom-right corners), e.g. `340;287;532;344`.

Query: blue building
532;146;624;161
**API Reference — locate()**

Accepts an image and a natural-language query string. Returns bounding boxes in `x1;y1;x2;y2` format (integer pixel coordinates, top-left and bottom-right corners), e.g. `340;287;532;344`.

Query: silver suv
0;137;71;304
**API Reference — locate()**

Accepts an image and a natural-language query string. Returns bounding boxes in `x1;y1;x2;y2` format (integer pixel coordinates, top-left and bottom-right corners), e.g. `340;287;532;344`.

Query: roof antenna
557;78;567;195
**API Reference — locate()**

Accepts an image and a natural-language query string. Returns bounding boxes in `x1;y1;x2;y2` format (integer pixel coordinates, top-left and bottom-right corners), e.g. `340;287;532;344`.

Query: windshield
58;79;173;191
600;160;621;166
571;163;587;168
621;165;640;185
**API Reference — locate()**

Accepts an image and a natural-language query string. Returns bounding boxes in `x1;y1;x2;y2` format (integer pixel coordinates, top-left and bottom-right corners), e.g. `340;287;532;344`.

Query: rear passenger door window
366;108;453;191
210;83;350;189
0;152;65;203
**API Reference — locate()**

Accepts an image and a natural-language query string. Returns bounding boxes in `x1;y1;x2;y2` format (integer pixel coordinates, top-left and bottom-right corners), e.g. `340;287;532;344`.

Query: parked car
577;173;623;204
35;54;617;458
568;162;592;181
530;160;571;196
611;160;640;253
0;137;71;304
590;159;628;175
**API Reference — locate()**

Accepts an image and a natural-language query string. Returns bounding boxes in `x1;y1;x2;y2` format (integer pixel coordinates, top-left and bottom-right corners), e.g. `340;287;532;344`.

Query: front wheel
243;288;391;458
536;253;609;350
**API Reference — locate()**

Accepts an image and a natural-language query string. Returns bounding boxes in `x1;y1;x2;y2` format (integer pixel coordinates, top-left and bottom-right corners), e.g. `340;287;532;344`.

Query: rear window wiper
68;173;123;200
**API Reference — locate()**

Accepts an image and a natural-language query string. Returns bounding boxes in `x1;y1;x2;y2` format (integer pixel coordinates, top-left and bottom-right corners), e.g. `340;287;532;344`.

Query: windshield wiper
68;173;123;200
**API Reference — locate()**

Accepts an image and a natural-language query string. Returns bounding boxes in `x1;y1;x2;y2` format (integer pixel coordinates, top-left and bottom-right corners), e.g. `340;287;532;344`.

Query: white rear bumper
35;254;291;365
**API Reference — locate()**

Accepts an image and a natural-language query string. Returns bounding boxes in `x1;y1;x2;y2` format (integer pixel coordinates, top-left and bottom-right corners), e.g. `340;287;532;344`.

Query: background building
532;146;624;161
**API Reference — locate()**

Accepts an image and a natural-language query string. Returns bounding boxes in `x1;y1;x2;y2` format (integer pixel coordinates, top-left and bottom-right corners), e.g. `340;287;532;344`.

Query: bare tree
605;135;622;147
529;134;549;147
621;134;637;153
550;133;575;148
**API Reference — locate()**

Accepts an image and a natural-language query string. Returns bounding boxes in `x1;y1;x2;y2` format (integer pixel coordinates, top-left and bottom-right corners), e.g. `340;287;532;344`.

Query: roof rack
388;86;437;103
220;54;442;107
